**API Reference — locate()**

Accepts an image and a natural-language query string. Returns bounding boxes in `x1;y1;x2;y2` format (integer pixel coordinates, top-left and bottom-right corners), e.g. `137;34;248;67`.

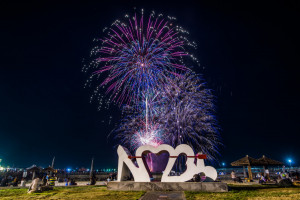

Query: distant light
222;162;225;166
288;159;292;163
66;168;72;172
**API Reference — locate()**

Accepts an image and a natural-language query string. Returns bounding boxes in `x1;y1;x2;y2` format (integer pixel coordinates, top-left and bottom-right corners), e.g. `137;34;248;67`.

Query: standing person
265;168;270;181
231;171;236;183
281;172;286;179
42;175;47;186
64;178;69;186
49;176;56;186
20;178;26;187
11;177;18;186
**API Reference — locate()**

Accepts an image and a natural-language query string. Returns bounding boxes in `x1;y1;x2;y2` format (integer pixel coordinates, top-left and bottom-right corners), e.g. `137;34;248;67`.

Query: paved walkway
139;191;186;200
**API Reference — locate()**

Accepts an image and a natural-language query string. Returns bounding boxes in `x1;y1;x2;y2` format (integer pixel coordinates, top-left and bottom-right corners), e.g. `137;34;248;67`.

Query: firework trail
84;10;221;162
114;94;167;152
84;10;198;107
114;72;220;161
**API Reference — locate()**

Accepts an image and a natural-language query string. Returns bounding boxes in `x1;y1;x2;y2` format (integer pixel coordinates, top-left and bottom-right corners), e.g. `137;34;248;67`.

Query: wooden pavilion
231;155;261;180
43;166;55;173
26;165;42;180
257;155;283;176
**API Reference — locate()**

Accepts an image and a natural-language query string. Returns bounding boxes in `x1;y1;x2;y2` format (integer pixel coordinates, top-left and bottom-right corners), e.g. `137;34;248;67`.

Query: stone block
107;181;228;192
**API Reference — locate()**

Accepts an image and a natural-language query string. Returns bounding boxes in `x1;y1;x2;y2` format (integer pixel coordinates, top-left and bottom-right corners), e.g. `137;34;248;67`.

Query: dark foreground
0;184;299;200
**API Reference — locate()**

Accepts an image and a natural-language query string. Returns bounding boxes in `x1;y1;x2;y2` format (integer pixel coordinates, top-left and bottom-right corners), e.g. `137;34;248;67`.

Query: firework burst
84;10;198;107
114;94;167;152
84;10;221;162
159;72;221;161
114;72;220;161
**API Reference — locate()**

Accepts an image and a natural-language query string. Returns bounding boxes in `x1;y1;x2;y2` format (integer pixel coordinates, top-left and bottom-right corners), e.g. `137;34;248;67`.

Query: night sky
0;1;299;169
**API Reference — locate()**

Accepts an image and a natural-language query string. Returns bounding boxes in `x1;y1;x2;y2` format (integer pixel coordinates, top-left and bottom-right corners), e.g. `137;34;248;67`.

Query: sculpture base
107;181;228;192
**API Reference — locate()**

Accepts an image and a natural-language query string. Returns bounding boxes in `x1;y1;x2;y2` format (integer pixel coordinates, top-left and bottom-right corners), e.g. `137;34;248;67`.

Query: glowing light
84;11;198;108
85;10;221;163
137;128;161;147
287;158;293;167
114;73;220;161
157;72;221;161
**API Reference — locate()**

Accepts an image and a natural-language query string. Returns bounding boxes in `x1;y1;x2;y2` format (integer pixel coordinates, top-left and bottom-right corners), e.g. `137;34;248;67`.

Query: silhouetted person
259;173;266;184
69;178;77;186
90;174;96;185
20;178;26;187
265;168;270;181
192;174;200;182
296;170;299;180
231;171;236;183
10;177;18;187
42;175;47;186
0;176;8;187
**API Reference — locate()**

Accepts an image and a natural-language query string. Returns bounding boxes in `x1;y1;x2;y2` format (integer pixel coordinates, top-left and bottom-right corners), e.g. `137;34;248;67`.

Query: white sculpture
117;144;217;182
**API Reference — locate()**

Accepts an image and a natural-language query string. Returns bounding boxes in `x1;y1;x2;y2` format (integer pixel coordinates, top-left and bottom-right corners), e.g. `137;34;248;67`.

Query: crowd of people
230;169;300;184
0;170;23;187
0;168;117;193
1;167;299;191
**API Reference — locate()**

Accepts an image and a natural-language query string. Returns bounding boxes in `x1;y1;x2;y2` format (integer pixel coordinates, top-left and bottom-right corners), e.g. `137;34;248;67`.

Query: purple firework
114;72;220;161
114;95;167;152
85;11;198;107
159;72;221;161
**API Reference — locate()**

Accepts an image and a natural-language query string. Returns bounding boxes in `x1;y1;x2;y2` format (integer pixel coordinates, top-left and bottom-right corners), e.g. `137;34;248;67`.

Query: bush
278;179;293;187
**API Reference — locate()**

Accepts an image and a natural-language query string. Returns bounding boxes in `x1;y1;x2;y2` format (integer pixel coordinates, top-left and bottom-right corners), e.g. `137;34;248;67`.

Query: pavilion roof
231;155;261;166
43;166;55;172
26;165;42;172
257;155;283;166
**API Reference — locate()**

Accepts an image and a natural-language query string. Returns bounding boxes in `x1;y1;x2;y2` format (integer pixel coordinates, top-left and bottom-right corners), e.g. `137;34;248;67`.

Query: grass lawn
0;184;299;200
185;184;300;200
0;186;145;200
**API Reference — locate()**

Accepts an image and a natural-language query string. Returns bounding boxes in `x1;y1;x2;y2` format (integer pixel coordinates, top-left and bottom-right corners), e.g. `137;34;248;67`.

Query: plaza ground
0;184;299;200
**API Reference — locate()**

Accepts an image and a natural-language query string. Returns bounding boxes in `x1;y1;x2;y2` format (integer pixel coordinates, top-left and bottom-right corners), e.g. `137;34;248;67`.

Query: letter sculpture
117;144;217;182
